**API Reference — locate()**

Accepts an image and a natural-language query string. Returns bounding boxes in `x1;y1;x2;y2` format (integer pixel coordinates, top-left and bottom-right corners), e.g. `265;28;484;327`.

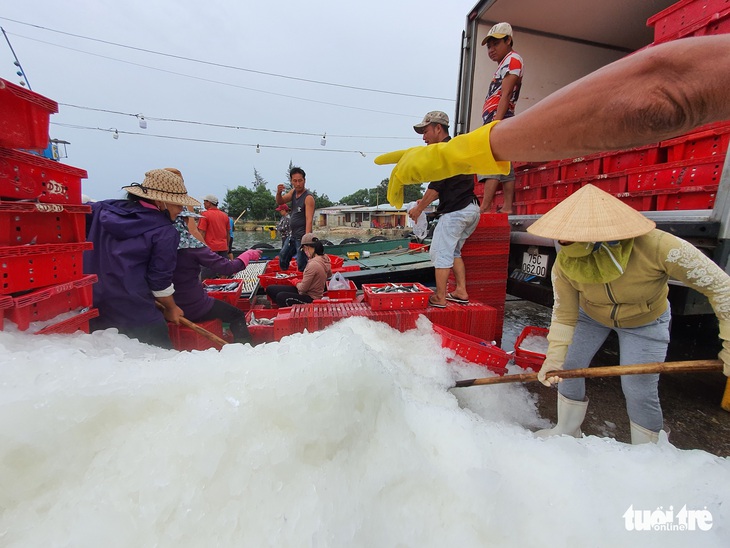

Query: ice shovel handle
453;359;723;388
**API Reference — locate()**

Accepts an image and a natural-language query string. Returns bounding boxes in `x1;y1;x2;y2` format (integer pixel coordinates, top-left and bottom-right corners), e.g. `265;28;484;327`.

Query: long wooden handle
177;316;229;347
156;301;229;347
453;359;723;388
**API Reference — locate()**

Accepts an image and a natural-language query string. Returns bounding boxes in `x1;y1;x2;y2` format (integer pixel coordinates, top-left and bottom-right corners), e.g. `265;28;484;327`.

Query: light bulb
113;129;119;140
321;133;326;146
138;114;147;129
256;144;260;153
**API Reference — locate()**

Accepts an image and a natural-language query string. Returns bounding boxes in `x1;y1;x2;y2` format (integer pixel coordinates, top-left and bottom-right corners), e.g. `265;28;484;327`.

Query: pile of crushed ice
0;316;727;547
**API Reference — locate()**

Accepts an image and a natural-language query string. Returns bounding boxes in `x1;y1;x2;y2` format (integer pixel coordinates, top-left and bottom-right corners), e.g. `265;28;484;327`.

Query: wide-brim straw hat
526;184;655;241
122;169;201;207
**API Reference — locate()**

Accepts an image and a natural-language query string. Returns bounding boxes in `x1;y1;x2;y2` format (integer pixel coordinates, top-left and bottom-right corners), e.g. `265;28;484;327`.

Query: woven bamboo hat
123;169;200;207
526;184;655;241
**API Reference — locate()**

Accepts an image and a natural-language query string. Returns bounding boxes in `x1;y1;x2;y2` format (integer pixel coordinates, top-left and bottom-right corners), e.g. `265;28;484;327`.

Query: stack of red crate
508;0;730;215
445;213;510;343
0;78;98;334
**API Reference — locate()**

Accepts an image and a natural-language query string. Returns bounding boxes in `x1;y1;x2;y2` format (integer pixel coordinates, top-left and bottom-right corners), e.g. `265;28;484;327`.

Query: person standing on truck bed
376;35;730;209
276;167;315;272
478;22;523;215
406;111;481;309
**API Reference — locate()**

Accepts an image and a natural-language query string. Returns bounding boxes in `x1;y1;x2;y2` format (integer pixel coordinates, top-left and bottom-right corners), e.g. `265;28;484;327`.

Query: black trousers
193;299;250;344
266;285;313;308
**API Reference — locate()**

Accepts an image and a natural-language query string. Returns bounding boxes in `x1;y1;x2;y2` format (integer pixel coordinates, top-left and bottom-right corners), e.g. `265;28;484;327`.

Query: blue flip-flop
446;293;469;305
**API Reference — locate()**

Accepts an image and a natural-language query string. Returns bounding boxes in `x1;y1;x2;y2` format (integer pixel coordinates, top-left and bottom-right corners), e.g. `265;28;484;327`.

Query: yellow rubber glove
719;320;730;377
537;322;576;387
374;121;511;208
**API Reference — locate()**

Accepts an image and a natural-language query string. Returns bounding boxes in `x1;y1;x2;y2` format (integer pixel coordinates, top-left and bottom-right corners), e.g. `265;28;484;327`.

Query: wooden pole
721;378;730;412
452;359;723;388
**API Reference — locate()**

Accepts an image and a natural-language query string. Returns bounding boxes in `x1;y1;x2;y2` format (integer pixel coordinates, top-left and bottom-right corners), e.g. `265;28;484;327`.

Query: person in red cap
275;203;291;246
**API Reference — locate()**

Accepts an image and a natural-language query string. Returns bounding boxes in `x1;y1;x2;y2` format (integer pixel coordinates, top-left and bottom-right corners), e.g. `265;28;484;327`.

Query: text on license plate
521;252;549;278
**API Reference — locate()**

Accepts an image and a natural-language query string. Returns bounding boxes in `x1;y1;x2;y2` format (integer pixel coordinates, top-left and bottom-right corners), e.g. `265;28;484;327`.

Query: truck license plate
521;252;549;278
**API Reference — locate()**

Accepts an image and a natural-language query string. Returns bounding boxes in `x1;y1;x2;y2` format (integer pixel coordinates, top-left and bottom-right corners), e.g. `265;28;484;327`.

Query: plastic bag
405;201;428;240
328;272;350;291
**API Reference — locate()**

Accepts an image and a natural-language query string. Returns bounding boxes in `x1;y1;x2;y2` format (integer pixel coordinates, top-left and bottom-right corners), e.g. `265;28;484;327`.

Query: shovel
453;359;723;388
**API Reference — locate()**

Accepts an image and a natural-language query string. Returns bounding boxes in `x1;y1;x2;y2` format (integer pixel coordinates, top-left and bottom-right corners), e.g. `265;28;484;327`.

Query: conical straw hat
526;184;655;241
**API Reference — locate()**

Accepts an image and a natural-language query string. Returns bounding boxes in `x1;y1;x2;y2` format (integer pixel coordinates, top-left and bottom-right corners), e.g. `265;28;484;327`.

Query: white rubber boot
630;421;660;444
535;393;588;438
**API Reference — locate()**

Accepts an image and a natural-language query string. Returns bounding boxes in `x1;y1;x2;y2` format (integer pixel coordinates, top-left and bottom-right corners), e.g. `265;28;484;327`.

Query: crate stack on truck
0;78;98;334
490;0;730;216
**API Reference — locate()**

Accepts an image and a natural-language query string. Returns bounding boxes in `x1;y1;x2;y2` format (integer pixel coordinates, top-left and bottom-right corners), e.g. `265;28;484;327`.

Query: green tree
311;190;334;208
375;178;423;205
224;186;254;220
252;184;277;220
340;188;371;206
252;168;268;190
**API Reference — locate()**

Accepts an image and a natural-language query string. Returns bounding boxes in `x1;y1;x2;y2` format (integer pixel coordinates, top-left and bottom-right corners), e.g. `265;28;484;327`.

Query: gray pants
558;306;671;432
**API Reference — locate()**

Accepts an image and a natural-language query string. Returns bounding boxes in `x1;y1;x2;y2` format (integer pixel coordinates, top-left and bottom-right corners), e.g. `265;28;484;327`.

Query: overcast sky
1;0;475;204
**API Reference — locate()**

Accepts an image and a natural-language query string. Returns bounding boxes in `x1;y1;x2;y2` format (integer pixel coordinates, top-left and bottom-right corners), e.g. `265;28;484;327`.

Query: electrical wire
59;102;416;140
9;32;422;118
0;17;453;101
51;122;380;155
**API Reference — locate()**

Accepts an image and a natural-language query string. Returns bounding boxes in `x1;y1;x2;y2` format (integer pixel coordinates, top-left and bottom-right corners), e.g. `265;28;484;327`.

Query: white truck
455;0;730;317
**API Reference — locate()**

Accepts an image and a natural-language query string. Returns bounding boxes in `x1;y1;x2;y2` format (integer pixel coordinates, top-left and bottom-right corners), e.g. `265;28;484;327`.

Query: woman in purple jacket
85;169;200;348
172;216;262;344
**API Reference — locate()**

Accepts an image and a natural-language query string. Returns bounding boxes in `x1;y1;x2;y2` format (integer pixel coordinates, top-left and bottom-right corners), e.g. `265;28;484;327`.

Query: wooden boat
250;237;414;261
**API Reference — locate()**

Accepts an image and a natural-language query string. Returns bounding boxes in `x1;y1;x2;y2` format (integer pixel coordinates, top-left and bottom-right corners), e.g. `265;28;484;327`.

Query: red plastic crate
168;318;225;351
0;148;87;204
513;326;549;371
546;181;582;200
203;278;243;305
0;295;12;331
515;185;545;202
34;307;99;335
0;241;92;295
433;324;508;374
525;199;560;215
7;274;96;331
325;279;357;301
662;129;730;162
559;156;602;180
327;255;345;269
586;175;628;195
0;201;90;245
258;272;301;289
601;146;662;172
0;78;58;150
615;193;655;211
655;186;717;210
526;164;561;187
246;307;278;344
647;0;730;42
627;157;725;191
363;282;433;311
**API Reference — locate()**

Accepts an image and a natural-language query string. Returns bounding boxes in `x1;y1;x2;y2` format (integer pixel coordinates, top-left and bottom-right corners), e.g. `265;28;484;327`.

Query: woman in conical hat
84;168;200;348
526;184;730;444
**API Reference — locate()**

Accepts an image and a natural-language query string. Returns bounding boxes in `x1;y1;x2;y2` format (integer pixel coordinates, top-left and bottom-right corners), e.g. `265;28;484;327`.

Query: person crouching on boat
266;234;332;307
84;169;200;348
171;215;262;344
528;185;730;444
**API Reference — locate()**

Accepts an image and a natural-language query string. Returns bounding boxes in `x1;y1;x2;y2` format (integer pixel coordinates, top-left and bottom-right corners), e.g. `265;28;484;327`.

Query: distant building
315;203;436;229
